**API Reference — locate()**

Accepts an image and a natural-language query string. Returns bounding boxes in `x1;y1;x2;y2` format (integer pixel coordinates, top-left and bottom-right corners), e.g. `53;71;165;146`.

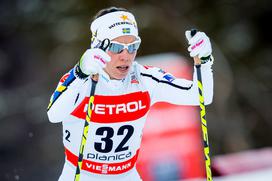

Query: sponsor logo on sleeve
158;69;166;74
143;65;153;69
60;73;70;83
163;74;175;82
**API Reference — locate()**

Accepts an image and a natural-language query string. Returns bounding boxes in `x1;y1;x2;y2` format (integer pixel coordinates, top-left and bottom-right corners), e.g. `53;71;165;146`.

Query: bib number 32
94;125;134;153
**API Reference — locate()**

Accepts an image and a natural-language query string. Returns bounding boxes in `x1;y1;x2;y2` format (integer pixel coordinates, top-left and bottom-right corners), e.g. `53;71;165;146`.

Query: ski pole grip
91;39;110;82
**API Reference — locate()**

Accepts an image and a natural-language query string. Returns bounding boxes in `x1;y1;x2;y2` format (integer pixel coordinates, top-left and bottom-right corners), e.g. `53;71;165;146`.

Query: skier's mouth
116;65;129;72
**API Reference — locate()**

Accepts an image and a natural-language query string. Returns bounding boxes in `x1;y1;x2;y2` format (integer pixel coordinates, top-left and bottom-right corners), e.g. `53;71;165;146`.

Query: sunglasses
107;39;141;54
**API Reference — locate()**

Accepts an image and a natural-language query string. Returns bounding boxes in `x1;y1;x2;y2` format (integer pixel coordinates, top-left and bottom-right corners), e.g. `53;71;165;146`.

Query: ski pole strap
99;38;110;51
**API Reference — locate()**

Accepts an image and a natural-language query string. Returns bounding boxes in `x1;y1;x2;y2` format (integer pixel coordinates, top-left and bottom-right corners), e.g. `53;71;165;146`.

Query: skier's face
104;35;138;80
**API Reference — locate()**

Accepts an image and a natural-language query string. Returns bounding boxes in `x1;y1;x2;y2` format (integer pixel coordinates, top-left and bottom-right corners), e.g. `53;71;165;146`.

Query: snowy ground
184;167;272;181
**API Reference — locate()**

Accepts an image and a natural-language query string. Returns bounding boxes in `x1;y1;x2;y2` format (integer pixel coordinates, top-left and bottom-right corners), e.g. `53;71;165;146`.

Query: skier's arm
47;48;110;123
140;58;213;106
141;31;214;106
47;67;88;123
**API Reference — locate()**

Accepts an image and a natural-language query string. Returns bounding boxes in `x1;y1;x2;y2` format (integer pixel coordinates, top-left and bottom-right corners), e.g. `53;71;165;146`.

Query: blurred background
1;0;272;180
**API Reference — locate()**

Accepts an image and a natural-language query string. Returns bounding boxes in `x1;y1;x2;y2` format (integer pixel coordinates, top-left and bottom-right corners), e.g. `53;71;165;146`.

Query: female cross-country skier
47;6;214;181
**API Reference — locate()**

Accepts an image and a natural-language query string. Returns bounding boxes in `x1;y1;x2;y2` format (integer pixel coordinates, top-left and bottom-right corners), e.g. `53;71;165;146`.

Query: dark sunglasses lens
109;43;124;53
128;42;141;53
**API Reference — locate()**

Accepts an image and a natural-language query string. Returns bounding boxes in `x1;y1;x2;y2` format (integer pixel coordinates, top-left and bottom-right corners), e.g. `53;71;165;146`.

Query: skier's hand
79;48;111;75
185;31;212;60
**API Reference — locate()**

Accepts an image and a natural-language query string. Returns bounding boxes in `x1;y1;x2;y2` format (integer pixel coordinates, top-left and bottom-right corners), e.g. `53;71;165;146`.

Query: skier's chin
109;66;129;80
108;70;128;80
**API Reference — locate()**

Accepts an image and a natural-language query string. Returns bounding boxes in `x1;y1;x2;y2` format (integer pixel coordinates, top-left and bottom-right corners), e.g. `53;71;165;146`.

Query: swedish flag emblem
122;28;130;34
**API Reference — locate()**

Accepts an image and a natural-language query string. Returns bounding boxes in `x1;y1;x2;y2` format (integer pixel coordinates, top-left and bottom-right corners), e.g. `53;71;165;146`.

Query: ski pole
74;75;97;181
74;39;110;181
190;29;213;181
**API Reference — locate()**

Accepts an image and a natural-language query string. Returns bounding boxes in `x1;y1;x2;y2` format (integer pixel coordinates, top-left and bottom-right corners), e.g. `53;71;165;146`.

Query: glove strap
75;64;89;79
200;55;212;64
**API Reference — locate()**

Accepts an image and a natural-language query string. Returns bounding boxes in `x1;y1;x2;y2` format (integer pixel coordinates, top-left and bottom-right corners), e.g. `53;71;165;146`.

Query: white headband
90;11;139;48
